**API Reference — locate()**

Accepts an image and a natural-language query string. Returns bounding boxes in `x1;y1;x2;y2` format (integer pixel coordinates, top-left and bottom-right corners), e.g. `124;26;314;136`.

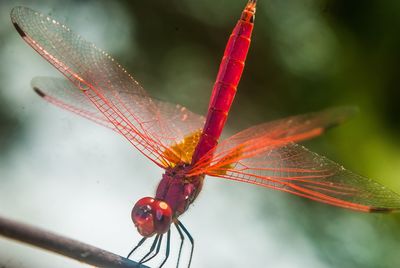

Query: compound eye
156;209;164;221
134;204;152;220
131;198;173;236
134;197;155;207
131;197;156;237
153;201;172;234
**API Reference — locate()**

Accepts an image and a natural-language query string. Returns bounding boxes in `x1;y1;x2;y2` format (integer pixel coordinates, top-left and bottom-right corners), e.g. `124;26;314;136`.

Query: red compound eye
131;197;172;236
131;197;156;237
153;200;172;234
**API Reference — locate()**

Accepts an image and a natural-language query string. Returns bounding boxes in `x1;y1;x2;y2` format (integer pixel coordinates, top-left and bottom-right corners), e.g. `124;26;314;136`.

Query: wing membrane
188;107;400;212
32;77;115;130
208;143;400;212
12;7;205;167
190;107;357;172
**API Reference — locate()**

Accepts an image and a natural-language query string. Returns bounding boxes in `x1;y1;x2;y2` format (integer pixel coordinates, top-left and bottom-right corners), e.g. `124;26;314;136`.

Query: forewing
207;143;400;212
32;77;115;130
12;7;205;167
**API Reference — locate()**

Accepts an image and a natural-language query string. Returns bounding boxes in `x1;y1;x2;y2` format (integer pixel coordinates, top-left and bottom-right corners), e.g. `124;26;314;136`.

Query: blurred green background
0;0;399;267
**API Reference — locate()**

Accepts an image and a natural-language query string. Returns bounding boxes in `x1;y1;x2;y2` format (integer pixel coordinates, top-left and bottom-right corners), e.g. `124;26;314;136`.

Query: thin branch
0;215;149;268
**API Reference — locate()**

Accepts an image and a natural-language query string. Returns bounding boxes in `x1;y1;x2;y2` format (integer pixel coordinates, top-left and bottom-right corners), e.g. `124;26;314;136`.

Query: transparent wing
12;7;205;168
207;143;400;212
190;107;357;171
188;107;400;212
32;77;115;130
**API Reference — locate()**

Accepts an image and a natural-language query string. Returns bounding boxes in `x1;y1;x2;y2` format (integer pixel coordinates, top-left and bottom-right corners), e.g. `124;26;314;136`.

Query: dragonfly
11;0;400;267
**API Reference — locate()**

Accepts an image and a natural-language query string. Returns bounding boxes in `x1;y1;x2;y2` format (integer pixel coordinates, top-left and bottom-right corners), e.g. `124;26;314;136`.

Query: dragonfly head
131;197;172;237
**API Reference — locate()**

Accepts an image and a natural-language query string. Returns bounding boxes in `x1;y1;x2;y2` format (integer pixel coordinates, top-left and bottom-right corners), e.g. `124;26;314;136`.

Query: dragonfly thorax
131;197;172;237
155;164;204;218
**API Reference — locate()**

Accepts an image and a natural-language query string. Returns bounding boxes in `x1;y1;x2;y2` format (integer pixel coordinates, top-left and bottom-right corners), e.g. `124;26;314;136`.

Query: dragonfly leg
159;229;171;268
177;220;194;268
142;234;163;263
174;222;185;268
139;234;160;263
127;236;147;259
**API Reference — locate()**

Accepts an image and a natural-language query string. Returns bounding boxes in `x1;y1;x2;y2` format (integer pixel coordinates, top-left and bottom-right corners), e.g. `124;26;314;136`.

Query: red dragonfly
11;0;400;267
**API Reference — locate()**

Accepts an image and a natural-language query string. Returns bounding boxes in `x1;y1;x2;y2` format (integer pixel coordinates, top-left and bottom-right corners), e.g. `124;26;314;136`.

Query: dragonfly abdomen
191;2;256;164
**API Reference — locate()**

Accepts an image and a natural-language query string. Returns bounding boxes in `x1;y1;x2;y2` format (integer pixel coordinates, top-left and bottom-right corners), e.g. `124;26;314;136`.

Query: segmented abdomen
191;17;255;165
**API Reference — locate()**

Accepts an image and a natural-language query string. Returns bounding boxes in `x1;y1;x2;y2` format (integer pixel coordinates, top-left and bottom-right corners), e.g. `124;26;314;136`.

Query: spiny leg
139;234;160;263
177;221;194;268
174;222;185;268
127;236;147;259
141;234;163;263
159;229;171;268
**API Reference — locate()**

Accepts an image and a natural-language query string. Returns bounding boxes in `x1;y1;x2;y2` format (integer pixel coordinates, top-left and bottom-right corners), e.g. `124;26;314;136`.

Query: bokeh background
0;0;400;267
